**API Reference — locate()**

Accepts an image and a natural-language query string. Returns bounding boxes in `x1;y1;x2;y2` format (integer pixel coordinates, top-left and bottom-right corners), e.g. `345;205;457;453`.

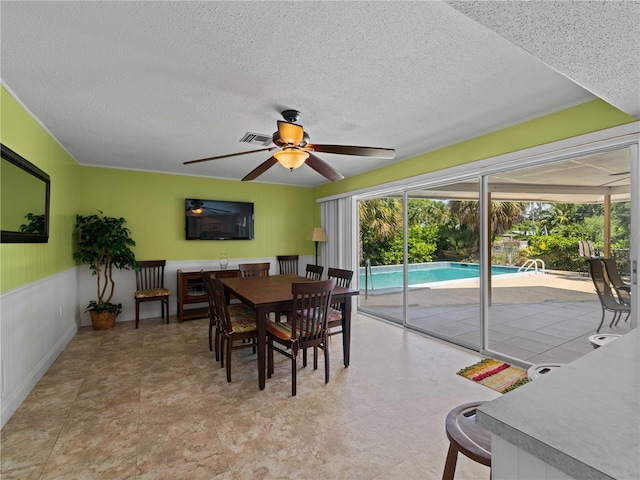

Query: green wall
313;99;636;199
75;167;316;262
1;86;79;292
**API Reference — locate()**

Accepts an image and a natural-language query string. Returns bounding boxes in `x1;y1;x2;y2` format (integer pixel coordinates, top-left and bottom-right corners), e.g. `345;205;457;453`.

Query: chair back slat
292;278;336;344
239;262;270;278
305;264;324;280
277;255;299;275
136;260;166;290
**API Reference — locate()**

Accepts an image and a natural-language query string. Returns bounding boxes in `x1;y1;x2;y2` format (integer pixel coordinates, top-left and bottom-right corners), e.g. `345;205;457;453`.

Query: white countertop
477;329;639;480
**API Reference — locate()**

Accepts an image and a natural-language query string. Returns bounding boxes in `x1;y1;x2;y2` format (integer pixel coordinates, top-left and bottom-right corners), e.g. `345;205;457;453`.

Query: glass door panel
358;195;405;325
485;148;632;364
404;181;480;350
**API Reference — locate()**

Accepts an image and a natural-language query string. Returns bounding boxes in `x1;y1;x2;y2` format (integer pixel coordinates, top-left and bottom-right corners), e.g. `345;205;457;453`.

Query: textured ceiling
448;0;640;117
1;1;637;187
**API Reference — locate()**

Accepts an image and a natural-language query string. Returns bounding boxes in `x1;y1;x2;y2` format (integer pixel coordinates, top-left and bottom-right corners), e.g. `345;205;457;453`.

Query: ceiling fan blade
241;156;278;181
277;121;304;145
306;144;395;158
183;147;276;165
306;153;344;182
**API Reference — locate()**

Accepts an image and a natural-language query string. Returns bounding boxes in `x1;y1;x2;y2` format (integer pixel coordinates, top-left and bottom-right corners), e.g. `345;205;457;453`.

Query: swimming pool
359;262;521;290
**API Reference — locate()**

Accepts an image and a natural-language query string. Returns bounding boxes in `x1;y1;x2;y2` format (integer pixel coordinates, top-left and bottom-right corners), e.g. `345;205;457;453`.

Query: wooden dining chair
202;271;222;360
211;278;258;382
134;260;171;328
305;264;324;280
239;262;270;278
266;278;336;396
277;255;299;275
304;267;354;366
326;267;354;334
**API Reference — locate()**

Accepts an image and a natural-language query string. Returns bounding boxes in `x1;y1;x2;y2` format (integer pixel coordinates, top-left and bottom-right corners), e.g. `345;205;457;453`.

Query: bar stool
527;363;564;381
588;333;622;348
443;401;491;480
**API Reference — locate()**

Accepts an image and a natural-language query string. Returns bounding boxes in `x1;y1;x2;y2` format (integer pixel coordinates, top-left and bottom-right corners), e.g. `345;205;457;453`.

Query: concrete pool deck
361;270;597;306
358;270;633;364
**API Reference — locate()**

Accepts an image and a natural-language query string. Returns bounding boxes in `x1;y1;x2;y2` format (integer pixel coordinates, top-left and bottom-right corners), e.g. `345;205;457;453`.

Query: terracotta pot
89;310;117;330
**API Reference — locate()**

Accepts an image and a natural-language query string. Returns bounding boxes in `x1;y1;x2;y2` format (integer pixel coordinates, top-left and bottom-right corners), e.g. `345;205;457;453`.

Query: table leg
343;298;352;367
257;306;268;389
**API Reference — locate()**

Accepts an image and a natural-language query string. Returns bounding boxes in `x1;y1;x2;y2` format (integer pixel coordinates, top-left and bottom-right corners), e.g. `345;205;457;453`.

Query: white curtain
319;196;357;273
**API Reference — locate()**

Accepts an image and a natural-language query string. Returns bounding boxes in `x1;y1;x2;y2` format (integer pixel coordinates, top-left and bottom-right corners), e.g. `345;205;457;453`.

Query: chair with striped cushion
134;260;171;328
304;267;353;366
266;278;336;396
211;278;258;382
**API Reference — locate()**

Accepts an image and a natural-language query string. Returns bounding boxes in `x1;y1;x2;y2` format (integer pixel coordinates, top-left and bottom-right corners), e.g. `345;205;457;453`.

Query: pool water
359;262;520;290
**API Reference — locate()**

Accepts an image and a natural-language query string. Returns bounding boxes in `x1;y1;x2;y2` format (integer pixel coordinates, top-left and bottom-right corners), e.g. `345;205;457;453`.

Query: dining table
221;274;360;390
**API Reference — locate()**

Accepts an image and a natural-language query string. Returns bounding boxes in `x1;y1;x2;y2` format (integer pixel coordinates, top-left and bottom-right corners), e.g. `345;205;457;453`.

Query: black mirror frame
1;144;50;243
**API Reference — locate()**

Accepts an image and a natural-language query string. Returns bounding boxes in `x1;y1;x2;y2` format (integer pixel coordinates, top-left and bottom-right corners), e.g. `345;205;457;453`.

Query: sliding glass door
350;126;638;366
485;148;634;363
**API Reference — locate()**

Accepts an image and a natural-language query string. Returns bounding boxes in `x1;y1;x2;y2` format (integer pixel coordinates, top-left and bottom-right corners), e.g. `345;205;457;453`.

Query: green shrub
525;234;584;271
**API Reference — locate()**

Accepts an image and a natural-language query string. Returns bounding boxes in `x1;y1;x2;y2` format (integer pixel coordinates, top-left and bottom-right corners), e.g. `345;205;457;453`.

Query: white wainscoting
0;268;78;428
76;257;317;326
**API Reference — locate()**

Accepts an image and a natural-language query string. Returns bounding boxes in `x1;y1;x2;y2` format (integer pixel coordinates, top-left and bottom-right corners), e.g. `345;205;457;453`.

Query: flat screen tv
185;199;254;240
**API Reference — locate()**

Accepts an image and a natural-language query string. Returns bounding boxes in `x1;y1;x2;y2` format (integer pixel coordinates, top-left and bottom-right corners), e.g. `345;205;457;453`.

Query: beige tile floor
1;313;499;480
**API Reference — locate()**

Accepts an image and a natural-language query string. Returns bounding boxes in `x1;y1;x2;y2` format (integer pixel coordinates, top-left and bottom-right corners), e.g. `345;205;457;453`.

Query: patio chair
579;240;599;259
602;258;631;307
587;258;631;332
578;240;599;276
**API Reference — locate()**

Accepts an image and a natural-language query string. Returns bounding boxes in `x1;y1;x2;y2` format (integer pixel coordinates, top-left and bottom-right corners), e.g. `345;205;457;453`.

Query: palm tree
358;197;403;265
408;198;450;227
449;200;526;241
358;197;403;242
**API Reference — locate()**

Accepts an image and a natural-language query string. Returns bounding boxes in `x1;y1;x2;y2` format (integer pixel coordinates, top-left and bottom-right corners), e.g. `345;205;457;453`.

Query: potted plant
74;211;138;329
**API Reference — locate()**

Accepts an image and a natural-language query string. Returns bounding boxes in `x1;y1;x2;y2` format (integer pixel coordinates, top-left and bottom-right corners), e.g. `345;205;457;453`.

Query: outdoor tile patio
359;270;633;365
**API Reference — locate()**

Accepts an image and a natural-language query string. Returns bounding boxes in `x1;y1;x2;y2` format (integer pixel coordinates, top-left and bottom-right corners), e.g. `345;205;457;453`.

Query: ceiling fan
183;110;396;182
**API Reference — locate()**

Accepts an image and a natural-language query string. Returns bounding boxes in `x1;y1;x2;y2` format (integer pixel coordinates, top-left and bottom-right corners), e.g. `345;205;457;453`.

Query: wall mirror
1;144;50;243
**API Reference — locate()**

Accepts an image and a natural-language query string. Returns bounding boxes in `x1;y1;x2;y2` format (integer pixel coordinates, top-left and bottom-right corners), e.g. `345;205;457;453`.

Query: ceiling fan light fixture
274;149;309;170
277;121;304;146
